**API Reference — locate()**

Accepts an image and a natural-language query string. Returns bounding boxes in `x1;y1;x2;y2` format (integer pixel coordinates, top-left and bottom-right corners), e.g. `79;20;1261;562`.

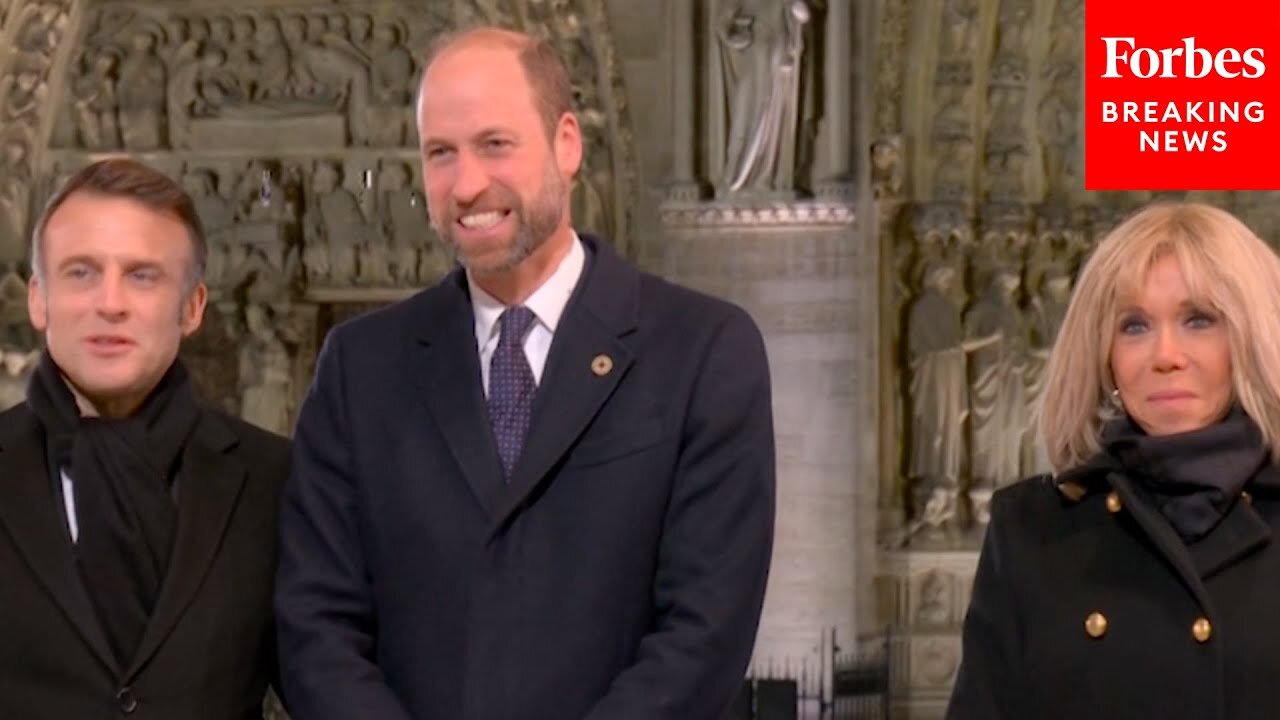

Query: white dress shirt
60;470;79;543
469;234;586;396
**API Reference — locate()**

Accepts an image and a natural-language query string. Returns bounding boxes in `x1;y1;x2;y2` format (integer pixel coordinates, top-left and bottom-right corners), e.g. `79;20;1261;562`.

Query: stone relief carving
237;301;295;435
715;0;811;197
892;199;1097;545
0;0;72;265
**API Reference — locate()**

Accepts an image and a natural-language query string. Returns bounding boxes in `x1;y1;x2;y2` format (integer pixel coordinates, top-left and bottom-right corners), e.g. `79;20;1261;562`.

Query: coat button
1192;617;1213;643
1105;492;1122;513
116;686;138;713
1085;611;1108;638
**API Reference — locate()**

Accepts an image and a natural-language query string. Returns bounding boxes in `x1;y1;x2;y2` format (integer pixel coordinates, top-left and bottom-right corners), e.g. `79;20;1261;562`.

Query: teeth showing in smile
460;211;504;229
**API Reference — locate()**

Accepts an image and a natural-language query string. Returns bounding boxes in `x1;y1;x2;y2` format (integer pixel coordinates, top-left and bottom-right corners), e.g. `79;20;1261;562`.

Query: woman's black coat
946;463;1280;720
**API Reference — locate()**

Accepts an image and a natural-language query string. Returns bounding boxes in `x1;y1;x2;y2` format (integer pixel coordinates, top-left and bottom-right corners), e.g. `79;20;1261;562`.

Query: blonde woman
947;202;1280;720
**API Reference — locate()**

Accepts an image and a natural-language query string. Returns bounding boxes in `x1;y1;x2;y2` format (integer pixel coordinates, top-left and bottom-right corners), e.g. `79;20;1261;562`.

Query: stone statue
964;265;1032;494
717;0;811;195
251;18;292;101
365;23;414;146
940;0;979;58
906;259;968;536
1038;73;1081;197
2;68;45;125
184;169;235;285
238;303;293;435
379;162;433;285
307;161;369;284
0;346;38;410
1023;255;1074;474
71;49;121;150
0;138;32;261
915;571;952;627
118;30;167;151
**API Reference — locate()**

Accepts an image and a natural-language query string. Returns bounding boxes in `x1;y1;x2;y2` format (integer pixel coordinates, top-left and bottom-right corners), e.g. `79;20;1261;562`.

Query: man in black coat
275;26;777;720
0;158;290;719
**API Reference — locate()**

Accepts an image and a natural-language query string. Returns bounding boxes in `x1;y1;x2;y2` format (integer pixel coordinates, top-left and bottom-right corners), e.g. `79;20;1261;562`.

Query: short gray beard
435;164;566;273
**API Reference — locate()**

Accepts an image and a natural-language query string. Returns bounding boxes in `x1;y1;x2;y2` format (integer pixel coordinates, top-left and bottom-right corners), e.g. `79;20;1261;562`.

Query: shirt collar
470;232;586;348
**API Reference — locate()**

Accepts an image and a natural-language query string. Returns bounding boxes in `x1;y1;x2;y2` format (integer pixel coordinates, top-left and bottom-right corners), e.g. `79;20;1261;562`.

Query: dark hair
30;158;207;289
422;26;574;139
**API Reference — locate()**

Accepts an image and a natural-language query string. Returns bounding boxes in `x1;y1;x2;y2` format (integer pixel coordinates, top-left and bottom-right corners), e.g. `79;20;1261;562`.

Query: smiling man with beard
275;25;776;720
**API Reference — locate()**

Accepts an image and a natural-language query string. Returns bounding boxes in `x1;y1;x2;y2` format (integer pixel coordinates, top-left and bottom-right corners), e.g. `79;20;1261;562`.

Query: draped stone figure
907;260;969;511
716;0;810;195
0;347;39;410
238;304;292;435
117;31;167;151
964;267;1033;496
1023;259;1073;475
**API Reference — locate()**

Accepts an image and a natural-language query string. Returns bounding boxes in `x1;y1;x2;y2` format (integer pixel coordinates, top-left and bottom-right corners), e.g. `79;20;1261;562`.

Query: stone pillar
817;0;853;197
659;198;867;698
665;0;699;200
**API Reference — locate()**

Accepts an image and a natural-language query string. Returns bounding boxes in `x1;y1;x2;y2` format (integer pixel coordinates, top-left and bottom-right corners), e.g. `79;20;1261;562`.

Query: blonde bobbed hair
1039;201;1280;471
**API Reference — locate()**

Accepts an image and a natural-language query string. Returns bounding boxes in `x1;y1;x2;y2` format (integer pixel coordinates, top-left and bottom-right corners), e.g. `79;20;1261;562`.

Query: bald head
419;26;573;140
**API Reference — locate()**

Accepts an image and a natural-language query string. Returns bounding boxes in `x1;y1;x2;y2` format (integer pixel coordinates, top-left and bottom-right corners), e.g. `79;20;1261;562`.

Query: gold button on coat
1192;617;1212;643
1085;611;1108;638
1105;492;1122;513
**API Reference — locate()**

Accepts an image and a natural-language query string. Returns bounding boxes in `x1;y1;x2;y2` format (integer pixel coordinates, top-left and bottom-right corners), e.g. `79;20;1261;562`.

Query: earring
1110;388;1123;409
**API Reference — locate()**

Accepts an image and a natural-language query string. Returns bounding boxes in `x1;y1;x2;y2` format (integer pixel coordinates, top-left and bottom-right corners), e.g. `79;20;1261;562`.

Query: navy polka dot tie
488;306;537;481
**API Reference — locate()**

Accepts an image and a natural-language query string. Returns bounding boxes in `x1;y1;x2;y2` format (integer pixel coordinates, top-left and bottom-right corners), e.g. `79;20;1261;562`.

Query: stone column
659;199;866;702
818;0;853;198
666;0;700;200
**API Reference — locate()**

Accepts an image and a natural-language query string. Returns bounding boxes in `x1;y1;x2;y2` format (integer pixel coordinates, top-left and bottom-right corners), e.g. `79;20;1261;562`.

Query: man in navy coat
275;25;776;720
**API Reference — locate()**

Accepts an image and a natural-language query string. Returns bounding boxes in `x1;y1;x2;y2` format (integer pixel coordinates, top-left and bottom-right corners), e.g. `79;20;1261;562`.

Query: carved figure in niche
940;0;979;58
118;30;167;151
379;162;434;285
305;13;326;43
307;161;368;284
1039;74;1080;197
995;2;1033;58
871;137;903;199
184;169;235;285
328;12;350;41
71;49;121;150
367;23;414;146
233;160;298;274
915;571;952;627
986;143;1029;202
717;0;810;195
0;139;32;261
281;15;321;99
16;2;60;56
964;265;1033;495
933;138;973;200
251;17;292;102
238;303;293;435
228;15;257;74
1023;255;1074;474
349;14;373;52
2;68;45;124
934;83;972;138
571;104;612;236
906;259;969;535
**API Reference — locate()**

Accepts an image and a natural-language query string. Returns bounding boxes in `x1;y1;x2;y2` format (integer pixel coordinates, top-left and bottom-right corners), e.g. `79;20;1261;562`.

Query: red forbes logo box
1085;0;1280;190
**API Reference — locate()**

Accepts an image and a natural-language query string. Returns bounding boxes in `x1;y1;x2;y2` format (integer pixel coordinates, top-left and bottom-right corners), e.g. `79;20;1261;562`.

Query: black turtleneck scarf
1101;404;1272;542
25;351;202;669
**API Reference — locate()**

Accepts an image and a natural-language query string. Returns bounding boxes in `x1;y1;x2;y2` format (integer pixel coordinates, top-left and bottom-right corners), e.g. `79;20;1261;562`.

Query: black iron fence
730;627;894;720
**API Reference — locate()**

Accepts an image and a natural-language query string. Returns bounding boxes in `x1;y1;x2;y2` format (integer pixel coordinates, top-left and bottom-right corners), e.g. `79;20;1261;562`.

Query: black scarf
1101;405;1271;542
26;351;202;668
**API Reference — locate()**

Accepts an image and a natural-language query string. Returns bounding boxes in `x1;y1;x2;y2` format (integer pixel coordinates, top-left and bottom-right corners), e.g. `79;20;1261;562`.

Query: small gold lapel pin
591;354;613;376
